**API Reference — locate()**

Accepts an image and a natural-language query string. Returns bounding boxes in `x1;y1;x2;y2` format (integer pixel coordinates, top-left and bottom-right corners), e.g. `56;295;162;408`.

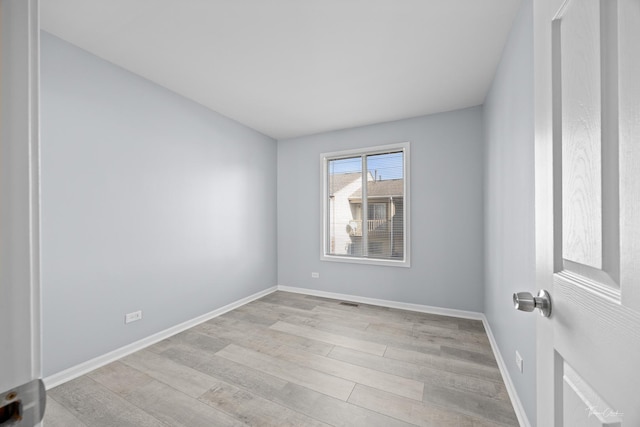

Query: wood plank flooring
45;291;519;426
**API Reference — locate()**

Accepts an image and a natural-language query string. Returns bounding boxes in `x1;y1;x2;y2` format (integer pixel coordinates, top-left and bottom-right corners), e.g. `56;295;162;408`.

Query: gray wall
277;108;485;311
483;0;536;424
41;33;277;376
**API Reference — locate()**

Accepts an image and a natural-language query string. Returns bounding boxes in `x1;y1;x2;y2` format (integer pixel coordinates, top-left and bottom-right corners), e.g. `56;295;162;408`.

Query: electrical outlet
311;272;320;278
515;350;523;373
125;310;143;324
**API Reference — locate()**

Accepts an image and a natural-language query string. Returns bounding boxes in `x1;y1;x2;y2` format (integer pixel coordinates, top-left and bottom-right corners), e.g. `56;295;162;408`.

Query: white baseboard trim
278;285;530;427
482;316;531;427
277;285;484;320
43;286;278;390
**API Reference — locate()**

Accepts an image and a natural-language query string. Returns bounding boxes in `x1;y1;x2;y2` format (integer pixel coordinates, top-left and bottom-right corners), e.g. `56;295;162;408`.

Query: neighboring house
328;172;403;259
328;172;372;256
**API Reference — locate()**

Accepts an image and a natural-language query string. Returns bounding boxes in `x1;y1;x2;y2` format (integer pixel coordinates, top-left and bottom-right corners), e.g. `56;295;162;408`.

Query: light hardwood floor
45;291;519;426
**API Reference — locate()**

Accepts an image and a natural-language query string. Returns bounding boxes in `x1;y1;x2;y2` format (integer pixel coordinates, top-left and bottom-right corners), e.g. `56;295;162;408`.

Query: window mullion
361;154;368;258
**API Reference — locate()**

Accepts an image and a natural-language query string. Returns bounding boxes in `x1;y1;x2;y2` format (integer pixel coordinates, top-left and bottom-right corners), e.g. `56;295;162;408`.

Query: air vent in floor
339;301;359;307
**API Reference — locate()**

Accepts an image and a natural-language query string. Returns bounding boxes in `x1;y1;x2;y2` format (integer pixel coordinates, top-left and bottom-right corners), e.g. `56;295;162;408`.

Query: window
321;142;410;267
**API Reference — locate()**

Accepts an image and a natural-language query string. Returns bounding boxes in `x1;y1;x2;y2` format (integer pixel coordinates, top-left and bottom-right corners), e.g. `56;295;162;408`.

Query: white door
0;0;44;425
534;0;640;425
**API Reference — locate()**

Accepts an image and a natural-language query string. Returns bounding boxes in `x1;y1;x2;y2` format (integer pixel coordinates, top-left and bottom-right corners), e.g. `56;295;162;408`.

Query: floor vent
339;301;359;307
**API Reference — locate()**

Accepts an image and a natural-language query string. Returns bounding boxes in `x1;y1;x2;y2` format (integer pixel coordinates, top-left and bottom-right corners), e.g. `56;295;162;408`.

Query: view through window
323;143;409;266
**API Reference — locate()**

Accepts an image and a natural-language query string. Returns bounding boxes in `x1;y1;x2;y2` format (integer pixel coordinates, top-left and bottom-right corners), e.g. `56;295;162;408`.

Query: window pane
365;152;404;260
328;157;363;256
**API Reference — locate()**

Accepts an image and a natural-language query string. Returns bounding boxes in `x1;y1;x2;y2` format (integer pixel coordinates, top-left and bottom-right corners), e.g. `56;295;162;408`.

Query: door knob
513;290;552;317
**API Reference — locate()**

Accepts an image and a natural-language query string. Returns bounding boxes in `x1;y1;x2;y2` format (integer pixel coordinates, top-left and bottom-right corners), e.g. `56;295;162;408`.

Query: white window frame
320;142;410;267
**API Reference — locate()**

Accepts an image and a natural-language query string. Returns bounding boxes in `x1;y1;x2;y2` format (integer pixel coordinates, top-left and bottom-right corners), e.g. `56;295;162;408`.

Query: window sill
321;254;410;268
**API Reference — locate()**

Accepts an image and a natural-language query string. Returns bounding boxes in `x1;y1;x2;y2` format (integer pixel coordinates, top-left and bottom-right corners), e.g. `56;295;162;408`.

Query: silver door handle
513;290;552;317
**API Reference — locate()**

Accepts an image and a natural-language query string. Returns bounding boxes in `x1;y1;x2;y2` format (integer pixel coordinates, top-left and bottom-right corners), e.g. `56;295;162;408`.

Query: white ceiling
41;0;522;140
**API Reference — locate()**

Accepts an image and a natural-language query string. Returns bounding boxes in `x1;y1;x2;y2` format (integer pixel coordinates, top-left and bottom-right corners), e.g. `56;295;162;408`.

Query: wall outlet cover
125;310;143;324
515;350;523;373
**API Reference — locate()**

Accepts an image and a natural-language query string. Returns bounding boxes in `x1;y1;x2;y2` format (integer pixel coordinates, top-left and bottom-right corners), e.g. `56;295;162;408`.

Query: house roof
329;172;362;195
350;179;404;199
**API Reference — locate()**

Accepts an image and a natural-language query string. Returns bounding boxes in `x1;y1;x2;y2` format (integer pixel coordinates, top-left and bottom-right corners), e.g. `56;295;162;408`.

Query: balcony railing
347;219;387;236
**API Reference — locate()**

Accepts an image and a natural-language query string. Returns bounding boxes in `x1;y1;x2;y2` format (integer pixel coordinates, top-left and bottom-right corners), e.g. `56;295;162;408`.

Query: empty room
2;0;639;426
